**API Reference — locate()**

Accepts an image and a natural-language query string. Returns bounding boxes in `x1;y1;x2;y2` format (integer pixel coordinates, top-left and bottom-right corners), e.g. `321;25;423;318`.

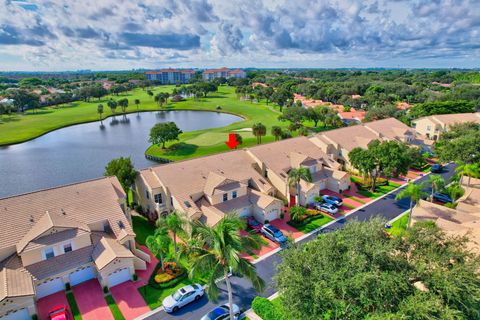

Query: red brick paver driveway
110;281;150;320
72;279;114;320
37;291;72;320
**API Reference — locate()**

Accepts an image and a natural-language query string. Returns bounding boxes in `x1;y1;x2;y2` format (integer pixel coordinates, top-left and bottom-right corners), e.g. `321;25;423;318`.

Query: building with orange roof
202;67;246;81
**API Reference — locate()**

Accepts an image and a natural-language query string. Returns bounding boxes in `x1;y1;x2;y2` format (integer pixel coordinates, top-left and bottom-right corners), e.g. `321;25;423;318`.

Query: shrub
65;282;71;291
148;262;187;289
252;297;284;320
31;315;38;320
264;220;270;224
134;204;144;214
216;105;222;110
103;286;109;294
132;273;138;281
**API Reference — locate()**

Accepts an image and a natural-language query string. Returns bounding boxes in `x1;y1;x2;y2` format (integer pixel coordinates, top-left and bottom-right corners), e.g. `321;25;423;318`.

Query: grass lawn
343;194;367;204
0;86;177;145
388;213;409;237
356;181;401;199
138;278;193;309
132;215;156;246
105;295;125;320
290;214;334;233
66;292;82;320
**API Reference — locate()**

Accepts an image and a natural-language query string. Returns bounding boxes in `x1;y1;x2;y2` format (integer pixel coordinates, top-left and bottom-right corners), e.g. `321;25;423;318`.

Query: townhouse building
412;112;480;140
202;68;246;81
0;177;149;319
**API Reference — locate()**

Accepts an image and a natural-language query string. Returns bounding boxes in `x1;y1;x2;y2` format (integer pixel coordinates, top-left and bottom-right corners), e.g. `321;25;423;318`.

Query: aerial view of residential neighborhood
1;1;480;320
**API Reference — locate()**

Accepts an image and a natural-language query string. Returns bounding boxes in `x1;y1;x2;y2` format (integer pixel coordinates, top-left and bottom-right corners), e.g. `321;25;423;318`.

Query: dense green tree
117;98;129;114
154;92;170;108
279;106;305;131
104;157;137;203
184;215;265;320
146;227;171;272
409;101;475;119
455;162;480;187
159;211;185;263
396;182;428;227
436;123;480;164
107;99;117;115
149;121;183;149
7;89;40;112
271;126;283;141
276;219;480;320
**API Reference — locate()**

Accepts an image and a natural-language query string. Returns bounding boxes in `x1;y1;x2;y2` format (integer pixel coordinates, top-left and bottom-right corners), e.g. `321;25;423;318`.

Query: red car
247;216;263;233
49;305;68;320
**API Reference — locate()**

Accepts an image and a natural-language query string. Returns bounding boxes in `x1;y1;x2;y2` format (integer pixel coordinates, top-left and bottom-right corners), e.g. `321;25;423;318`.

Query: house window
232;191;237;199
154;193;162;204
145;190;150;199
223;193;228;202
426;125;431;131
63;243;72;253
44;247;55;260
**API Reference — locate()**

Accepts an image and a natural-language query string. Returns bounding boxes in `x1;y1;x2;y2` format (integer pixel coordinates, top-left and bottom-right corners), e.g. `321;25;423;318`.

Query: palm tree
271;126;283;141
185;215;265;320
395;182;428;228
134;99;140;112
428;174;445;202
446;183;464;202
252;122;266;144
288;167;312;206
97;104;104;124
160;211;185;263
455;162;480;187
146;227;171;273
289;205;306;221
107;99;117;117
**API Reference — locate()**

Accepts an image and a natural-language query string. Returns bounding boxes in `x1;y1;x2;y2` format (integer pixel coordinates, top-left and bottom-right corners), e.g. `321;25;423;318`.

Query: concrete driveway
72;279;114;320
36;291;71;320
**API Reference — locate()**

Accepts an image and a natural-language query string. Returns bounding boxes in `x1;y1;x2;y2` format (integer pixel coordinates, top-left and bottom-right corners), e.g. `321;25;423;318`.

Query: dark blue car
433;192;452;203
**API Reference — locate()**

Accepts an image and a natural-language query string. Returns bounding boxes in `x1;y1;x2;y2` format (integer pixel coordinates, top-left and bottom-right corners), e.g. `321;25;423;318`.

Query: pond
0;110;242;198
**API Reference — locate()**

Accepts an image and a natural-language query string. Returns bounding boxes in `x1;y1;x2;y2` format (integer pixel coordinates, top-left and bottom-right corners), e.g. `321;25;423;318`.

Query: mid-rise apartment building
145;69;195;84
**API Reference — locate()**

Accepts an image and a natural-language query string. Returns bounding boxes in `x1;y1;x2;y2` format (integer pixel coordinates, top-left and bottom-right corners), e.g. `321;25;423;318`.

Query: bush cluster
252;297;284;320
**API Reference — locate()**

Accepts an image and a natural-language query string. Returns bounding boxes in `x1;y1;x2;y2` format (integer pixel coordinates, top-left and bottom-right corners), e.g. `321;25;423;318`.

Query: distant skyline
1;0;479;71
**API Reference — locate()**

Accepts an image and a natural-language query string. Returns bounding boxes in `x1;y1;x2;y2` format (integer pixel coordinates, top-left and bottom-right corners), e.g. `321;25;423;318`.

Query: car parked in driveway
200;303;241;320
246;216;263;233
322;195;343;207
162;283;204;313
49;305;68;320
430;164;443;173
261;224;287;244
315;203;338;214
433;192;453;203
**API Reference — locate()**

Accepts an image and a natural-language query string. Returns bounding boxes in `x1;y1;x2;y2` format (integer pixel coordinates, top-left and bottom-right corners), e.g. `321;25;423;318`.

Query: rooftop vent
30;215;34;222
184;201;192;208
118;221;125;229
61;209;66;215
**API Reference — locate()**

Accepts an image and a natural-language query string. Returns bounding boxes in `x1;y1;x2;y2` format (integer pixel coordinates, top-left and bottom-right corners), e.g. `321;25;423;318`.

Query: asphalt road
140;164;456;320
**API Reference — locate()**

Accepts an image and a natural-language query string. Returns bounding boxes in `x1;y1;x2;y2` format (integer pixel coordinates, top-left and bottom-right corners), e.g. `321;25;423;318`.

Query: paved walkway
270;212;304;240
36;291;71;320
72;279;114;320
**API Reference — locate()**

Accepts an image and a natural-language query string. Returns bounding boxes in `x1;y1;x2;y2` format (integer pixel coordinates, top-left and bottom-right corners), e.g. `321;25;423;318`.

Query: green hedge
147;262;188;289
105;295;125;320
252;297;284;320
66;292;82;320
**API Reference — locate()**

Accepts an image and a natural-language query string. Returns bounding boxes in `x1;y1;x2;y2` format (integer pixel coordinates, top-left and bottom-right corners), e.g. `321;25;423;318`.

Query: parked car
322;195;343;207
246;216;263;233
433;192;453;203
200;304;241;320
315;203;338;214
162;284;204;313
49;305;68;320
430;164;443;173
261;224;287;244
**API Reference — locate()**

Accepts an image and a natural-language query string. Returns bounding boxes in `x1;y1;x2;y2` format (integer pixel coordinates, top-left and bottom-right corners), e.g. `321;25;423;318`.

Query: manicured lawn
105;294;126;320
132;215;156;246
0;86;177;145
138;278;193;309
355;181;401;199
388;213;409;237
289;214;334;233
66;292;82;320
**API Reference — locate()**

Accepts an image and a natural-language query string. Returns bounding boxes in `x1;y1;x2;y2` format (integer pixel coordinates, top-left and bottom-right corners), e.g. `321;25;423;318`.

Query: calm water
0;111;242;198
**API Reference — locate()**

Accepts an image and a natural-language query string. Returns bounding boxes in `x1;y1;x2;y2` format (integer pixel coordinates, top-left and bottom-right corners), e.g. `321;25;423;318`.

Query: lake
0;110;242;198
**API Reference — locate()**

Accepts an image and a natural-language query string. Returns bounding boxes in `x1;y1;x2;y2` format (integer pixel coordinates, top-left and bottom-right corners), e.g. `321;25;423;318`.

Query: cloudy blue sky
0;0;479;71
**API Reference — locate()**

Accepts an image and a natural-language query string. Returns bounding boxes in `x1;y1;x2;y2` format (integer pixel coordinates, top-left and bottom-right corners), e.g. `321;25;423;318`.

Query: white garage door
266;209;279;221
238;207;250;217
69;267;95;287
108;268;130;288
36;278;64;299
0;309;30;320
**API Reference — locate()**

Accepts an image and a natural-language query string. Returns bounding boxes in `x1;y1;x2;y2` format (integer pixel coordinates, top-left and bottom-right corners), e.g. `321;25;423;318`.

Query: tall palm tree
146;227;171;272
428;174;445;202
160;211;185;263
97;104;104;124
455;162;480;187
395;182;428;228
107;99;117;117
271;126;283;141
134;99;140;112
252;122;266;144
185;215;265;320
288;167;312;206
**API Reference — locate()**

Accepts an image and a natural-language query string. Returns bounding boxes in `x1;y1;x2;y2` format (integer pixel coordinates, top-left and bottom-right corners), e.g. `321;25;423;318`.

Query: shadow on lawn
164;143;199;156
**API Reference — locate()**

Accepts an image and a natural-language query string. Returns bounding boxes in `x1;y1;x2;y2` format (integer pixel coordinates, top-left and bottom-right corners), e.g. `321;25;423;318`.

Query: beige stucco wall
267;170;288;197
134;175;167;214
210;186;247;205
413;118;442;139
21;232;92;266
0;246;16;263
0;296;36;318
